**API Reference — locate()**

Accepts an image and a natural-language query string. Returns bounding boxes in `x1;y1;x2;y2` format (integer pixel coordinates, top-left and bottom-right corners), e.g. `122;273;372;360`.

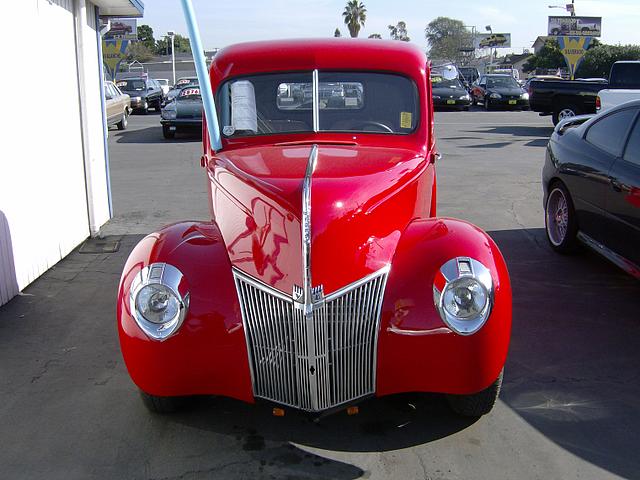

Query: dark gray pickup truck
528;78;607;125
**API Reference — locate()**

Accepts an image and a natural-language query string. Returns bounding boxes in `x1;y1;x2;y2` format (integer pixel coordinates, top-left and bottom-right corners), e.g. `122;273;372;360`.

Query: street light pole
167;31;176;85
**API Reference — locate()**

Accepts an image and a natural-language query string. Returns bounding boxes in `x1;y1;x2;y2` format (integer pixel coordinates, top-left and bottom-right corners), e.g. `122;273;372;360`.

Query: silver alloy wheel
122;111;128;127
558;108;576;121
546;188;569;246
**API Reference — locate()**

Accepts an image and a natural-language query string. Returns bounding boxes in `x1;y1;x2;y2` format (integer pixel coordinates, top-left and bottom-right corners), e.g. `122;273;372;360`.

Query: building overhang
93;0;144;18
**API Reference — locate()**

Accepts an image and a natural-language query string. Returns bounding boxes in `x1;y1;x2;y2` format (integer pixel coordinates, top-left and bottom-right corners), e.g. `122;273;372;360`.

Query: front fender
377;217;511;396
117;221;253;402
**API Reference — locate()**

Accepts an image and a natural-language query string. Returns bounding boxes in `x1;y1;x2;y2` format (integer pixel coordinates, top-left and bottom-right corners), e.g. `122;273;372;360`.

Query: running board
577;232;640;279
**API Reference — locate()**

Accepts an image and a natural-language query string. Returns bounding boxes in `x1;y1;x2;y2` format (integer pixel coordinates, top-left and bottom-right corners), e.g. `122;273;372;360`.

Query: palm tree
342;1;367;38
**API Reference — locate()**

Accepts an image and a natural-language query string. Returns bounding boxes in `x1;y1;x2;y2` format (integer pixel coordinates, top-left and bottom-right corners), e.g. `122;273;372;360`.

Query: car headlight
433;257;493;335
133;96;141;102
460;94;470;100
490;93;502;99
521;92;529;100
162;108;177;120
129;263;189;341
432;95;441;100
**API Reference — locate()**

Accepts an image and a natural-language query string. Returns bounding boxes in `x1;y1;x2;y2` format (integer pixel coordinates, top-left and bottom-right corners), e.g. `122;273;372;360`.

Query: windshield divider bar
312;69;319;132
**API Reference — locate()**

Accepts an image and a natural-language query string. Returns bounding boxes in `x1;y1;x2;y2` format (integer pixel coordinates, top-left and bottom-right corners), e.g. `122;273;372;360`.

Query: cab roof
210;38;427;85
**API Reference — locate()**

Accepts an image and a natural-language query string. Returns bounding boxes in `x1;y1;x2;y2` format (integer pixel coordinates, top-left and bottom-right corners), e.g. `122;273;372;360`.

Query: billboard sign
102;40;130;80
548;16;601;37
474;33;511;49
558;36;593;79
104;19;137;40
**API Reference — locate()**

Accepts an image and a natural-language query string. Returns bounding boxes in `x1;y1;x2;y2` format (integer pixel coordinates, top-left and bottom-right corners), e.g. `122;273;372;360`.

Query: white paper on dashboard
230;81;258;132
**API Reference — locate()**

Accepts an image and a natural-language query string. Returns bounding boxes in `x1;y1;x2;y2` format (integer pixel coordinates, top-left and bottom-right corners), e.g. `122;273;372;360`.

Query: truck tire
552;104;580;126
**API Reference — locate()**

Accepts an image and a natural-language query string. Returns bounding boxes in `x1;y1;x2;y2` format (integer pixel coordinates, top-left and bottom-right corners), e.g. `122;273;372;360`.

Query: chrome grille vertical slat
233;266;389;412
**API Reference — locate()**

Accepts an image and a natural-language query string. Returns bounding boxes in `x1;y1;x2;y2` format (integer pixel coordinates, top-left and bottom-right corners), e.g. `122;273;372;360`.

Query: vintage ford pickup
117;38;512;418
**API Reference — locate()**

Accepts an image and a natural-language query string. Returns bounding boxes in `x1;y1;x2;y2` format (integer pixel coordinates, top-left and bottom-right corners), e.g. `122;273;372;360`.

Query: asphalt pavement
0;109;638;480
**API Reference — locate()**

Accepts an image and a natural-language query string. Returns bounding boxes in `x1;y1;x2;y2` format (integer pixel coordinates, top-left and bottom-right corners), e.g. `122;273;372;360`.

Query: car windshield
157;79;168;86
432;77;463;89
486;77;519;88
177;87;201;101
117;79;145;91
217;71;418;137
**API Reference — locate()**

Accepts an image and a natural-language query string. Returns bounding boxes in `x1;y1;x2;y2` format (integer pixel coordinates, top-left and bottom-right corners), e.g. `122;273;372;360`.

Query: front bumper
489;98;529;108
160;118;203;129
433;98;471;108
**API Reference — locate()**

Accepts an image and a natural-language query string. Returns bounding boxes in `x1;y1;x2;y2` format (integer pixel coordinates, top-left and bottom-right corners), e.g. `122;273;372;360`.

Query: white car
156;78;170;97
597;61;640;112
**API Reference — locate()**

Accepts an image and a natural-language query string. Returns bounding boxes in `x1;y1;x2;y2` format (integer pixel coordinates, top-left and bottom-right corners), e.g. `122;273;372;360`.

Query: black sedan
471;74;529;110
431;76;471;110
160;86;203;139
543;100;640;277
116;78;164;114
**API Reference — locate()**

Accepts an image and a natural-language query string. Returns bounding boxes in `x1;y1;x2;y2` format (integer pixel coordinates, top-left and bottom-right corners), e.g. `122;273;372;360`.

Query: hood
210;143;430;295
432;86;468;98
488;87;524;96
176;98;203;118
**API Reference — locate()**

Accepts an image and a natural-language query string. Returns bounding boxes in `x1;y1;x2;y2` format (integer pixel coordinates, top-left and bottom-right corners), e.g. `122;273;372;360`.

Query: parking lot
1;110;639;479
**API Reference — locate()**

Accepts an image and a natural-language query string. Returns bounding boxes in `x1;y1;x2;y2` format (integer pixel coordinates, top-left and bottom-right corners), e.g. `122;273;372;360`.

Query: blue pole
180;0;222;151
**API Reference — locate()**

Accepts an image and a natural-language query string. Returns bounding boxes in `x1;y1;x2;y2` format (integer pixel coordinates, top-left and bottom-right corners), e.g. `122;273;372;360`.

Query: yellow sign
558;36;593;80
400;112;412;129
102;40;130;80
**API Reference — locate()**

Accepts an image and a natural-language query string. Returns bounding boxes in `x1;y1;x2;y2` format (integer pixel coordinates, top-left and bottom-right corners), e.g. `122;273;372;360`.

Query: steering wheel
352;121;394;133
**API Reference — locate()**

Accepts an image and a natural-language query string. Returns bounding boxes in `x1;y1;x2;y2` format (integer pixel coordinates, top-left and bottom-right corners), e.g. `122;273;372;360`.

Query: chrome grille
233;267;389;412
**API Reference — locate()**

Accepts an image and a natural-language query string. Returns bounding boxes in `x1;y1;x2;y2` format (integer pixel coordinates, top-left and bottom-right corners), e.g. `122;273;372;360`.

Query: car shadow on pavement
112;126;202;144
490;227;640;479
471;125;555;138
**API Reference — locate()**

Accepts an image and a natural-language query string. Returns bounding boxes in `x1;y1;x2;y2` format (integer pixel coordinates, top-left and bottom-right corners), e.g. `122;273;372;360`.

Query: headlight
432;95;441;100
129;263;189;341
521;92;529;100
133;96;141;102
162;108;177;119
490;93;502;99
433;257;493;335
460;94;470;100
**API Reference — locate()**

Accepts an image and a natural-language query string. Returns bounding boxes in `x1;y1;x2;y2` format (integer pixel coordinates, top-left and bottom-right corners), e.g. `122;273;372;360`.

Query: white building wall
0;0;110;305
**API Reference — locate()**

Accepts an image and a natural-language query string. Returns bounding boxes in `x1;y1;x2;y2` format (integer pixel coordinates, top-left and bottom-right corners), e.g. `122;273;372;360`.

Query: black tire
545;181;579;253
116;110;128;130
162;125;175;139
471;96;477;106
447;369;503;417
154;99;162;112
484;98;491;111
140;390;183;414
552;104;580;126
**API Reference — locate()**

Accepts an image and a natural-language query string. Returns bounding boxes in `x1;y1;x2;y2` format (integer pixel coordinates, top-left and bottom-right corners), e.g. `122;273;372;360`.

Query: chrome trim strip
312;69;319;132
577;231;640;278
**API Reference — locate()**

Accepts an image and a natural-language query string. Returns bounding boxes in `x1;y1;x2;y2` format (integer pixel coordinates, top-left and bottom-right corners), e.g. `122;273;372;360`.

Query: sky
140;0;640;54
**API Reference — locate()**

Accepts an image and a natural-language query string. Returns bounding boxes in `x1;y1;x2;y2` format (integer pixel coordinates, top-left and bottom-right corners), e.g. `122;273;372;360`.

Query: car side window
623;117;640;166
104;85;112;100
108;84;118;98
585;109;638;157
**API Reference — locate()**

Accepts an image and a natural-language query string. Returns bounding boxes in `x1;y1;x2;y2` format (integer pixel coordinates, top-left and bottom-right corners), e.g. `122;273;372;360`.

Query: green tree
425;17;472;61
334;28;341;37
388;21;410;41
368;33;382;39
136;24;155;52
523;39;565;73
127;42;153;63
577;44;640;78
156;33;192;56
342;0;367;38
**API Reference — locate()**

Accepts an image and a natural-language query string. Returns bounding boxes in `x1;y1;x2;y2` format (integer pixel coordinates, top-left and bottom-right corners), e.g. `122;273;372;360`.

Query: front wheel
484;98;491;111
162;125;175;139
116;110;128;130
545;182;579;253
447;369;503;417
140;390;185;414
552;104;580;126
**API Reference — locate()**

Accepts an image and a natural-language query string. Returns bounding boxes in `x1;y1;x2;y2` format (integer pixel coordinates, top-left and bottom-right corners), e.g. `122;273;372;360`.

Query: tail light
596;95;601;110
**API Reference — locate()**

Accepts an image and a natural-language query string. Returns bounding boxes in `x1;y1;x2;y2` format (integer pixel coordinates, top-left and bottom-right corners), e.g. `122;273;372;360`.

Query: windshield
116;79;145;91
486;76;519;89
177;87;201;101
157;79;168;86
217;71;418;137
431;77;464;89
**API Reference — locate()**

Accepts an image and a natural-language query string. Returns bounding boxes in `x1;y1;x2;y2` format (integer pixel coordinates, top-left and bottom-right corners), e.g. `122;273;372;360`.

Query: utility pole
167;31;176;86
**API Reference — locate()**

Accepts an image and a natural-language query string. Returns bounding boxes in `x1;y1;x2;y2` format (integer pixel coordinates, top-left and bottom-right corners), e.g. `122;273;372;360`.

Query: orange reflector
347;406;359;416
272;407;285;417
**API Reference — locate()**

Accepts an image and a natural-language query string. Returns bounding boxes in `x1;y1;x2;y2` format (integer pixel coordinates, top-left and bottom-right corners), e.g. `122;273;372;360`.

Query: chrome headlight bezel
433;257;494;336
129;263;189;341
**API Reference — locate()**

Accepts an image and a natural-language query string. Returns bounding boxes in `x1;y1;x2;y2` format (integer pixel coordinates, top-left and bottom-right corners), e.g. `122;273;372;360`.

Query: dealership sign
102;40;130;80
548;16;601;37
474;33;511;49
558;36;593;80
104;19;137;40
